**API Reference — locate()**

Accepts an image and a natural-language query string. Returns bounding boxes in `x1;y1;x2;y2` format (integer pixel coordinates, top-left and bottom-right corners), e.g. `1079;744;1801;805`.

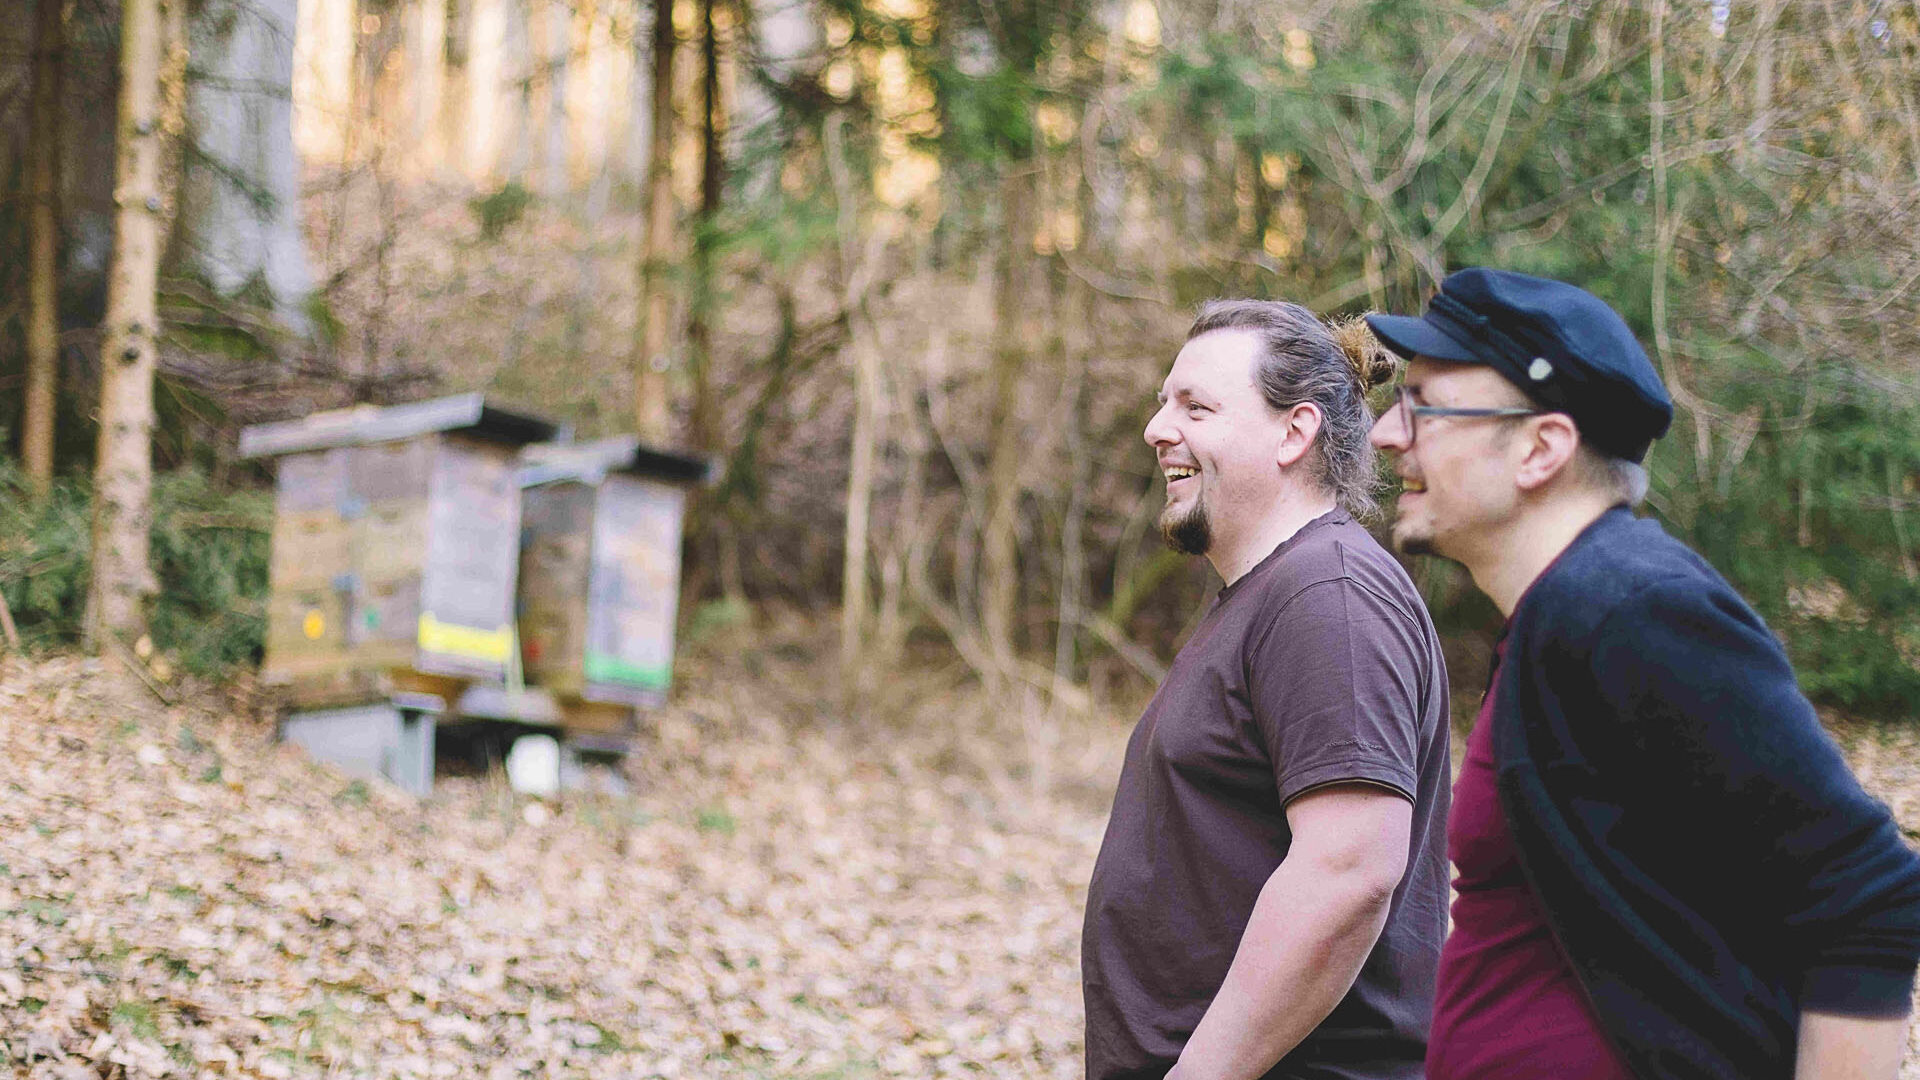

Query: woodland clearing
3;614;1919;1079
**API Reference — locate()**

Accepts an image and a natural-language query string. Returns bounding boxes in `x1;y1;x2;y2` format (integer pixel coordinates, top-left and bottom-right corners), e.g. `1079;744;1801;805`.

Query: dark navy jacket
1492;507;1920;1080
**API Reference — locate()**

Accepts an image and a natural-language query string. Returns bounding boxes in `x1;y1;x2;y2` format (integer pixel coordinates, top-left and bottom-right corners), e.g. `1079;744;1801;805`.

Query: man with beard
1365;268;1920;1079
1082;301;1452;1080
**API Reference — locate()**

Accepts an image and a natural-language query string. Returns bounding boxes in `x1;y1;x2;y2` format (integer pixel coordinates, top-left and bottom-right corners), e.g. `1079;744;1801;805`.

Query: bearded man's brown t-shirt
1082;509;1451;1080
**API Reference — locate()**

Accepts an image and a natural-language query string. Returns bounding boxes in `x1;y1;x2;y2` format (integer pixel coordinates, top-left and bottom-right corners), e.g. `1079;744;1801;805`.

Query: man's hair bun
1328;315;1399;391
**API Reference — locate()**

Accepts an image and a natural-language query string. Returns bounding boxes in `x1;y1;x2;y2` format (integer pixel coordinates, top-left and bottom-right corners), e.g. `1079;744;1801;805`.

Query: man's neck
1208;492;1339;586
1467;494;1619;617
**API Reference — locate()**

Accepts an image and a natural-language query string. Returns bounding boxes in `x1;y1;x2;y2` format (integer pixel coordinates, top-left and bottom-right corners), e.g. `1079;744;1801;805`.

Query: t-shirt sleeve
1246;577;1428;806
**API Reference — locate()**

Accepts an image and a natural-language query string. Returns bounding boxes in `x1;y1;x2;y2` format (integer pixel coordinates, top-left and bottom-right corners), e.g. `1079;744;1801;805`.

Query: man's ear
1275;402;1324;469
1513;413;1581;492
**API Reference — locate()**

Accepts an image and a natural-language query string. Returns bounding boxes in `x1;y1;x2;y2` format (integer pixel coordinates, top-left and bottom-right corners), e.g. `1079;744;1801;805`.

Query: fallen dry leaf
0;618;1119;1079
4;616;1917;1079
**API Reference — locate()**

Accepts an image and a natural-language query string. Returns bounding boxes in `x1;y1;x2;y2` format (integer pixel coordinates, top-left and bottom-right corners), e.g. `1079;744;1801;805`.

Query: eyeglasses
1387;386;1544;447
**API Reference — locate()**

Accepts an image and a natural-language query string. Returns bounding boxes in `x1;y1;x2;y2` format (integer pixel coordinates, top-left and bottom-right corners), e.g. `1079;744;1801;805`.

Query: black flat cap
1365;268;1674;463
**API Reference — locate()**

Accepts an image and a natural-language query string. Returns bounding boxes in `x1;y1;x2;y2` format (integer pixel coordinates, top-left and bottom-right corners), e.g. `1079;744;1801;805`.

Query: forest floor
4;611;1920;1079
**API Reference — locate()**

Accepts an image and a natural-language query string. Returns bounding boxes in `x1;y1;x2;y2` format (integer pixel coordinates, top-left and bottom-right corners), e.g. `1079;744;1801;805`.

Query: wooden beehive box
241;394;561;701
517;437;709;712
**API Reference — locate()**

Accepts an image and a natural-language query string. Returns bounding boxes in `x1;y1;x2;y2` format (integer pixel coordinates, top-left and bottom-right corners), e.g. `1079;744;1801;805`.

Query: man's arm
1168;783;1412;1080
1794;1011;1911;1080
1586;580;1920;1074
1592;582;1920;1022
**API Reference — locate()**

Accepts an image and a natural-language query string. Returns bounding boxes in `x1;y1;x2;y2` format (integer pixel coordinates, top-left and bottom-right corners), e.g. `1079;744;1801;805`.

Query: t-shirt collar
1215;506;1351;603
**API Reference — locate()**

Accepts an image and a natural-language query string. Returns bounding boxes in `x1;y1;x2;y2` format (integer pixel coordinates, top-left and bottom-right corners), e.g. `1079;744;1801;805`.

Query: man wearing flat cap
1364;267;1920;1080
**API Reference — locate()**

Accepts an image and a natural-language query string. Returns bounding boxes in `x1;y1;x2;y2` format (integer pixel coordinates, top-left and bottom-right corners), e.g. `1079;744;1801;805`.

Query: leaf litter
0;615;1126;1080
3;616;1918;1078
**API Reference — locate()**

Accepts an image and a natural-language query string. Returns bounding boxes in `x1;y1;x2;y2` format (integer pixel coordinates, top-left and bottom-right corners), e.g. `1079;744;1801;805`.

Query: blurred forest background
5;0;1920;1074
3;0;1919;716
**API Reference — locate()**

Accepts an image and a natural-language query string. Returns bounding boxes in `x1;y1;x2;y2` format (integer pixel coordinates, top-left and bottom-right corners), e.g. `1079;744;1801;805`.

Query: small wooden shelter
239;393;561;704
516;437;710;727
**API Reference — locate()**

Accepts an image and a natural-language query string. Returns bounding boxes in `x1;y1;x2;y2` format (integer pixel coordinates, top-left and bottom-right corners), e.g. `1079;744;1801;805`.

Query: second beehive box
517;437;709;708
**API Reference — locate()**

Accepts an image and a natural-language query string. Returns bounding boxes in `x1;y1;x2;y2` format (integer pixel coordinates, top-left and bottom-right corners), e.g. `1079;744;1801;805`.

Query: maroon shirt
1083;510;1452;1080
1427;641;1633;1080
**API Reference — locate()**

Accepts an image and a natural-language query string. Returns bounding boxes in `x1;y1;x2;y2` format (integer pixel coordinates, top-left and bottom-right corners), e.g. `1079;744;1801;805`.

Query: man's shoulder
1277;513;1417;588
1522;508;1745;642
1241;514;1427;626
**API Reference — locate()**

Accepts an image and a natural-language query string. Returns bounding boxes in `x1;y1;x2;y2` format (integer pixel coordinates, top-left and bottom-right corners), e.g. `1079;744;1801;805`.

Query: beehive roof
238;393;562;458
518;436;713;488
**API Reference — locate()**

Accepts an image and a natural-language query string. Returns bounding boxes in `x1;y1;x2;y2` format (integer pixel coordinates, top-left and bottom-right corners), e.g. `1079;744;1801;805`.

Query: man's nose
1369;401;1409;451
1143;403;1177;448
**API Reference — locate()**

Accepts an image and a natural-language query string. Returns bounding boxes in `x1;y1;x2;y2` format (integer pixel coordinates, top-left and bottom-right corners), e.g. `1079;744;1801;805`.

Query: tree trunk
631;0;676;444
410;0;449;169
439;0;472;176
292;0;354;165
1053;344;1088;692
525;0;553;184
86;0;174;648
876;369;926;663
736;0;817;199
175;0;313;333
840;321;880;667
541;0;571;193
501;0;533;180
828;114;886;670
22;0;63;496
623;2;651;184
352;0;406;157
1053;238;1093;697
980;161;1036;675
685;0;723;452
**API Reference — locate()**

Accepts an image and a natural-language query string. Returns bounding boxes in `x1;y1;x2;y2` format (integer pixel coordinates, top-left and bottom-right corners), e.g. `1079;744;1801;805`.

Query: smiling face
1143;329;1292;556
1368;358;1537;560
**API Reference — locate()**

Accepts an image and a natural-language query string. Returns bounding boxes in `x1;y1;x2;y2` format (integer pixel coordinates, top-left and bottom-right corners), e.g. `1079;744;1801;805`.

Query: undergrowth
0;461;270;674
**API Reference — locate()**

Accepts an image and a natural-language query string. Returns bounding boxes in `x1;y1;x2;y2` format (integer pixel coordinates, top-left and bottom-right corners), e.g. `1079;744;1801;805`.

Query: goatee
1160;501;1212;556
1389;521;1435;557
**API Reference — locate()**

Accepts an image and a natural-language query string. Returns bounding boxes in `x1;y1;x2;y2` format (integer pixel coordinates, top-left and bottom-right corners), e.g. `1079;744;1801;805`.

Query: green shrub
1670;383;1920;718
469;181;533;241
0;461;270;675
146;468;272;673
0;463;91;648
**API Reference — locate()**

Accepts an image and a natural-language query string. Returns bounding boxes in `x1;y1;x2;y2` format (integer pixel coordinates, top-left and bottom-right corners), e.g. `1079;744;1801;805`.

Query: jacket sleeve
1590;576;1920;1017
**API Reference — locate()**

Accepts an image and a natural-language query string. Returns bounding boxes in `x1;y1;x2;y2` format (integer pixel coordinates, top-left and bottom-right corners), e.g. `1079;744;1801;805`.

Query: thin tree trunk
877;332;933;664
1054;351;1088;693
631;0;675;443
352;0;404;157
1052;115;1094;699
439;0;472;176
22;0;63;496
1888;457;1917;582
501;0;533;179
841;331;880;667
686;0;723;452
827;114;886;670
684;0;730;613
525;0;551;182
86;0;173;647
412;0;449;168
981;160;1035;675
542;0;570;193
